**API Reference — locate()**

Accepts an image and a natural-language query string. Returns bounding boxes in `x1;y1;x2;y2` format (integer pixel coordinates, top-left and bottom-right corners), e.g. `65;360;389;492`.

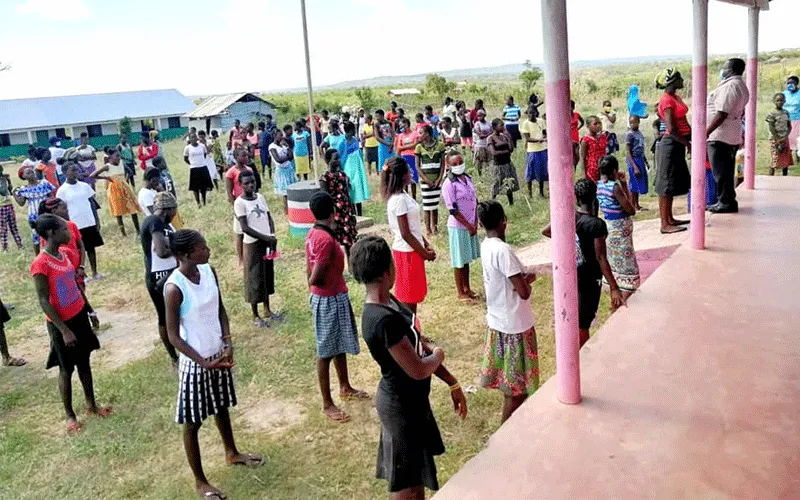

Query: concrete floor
434;176;800;499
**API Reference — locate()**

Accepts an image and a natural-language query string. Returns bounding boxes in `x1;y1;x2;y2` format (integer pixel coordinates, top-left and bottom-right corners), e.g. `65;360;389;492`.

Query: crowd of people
0;57;788;499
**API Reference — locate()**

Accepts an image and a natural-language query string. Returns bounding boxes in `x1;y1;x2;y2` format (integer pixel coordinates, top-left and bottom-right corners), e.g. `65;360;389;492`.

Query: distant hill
264;54;688;94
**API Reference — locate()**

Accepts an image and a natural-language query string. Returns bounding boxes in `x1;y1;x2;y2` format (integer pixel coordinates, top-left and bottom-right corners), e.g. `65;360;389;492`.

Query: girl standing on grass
307;192;369;424
374;110;395;174
90;149;141;237
35;148;60;188
458;107;473;150
580;115;608;183
138;132;159;171
56;163;104;280
440;117;459;149
118;134;137;187
394;117;419;200
766;92;793;176
31;214;109;435
225;146;254;268
293;120;312;181
472;109;492;176
415;125;446;236
198;130;221;192
625;115;649;210
234;170;280;328
0;165;23;252
520;106;548;198
338;121;371;217
597;156;640;301
351;235;467;499
361;114;380;175
270;130;296;215
13;165;56;254
487;118;520;206
477;200;538;423
153;157;183;229
164;229;264;500
570;100;585;167
183;133;213;208
321;119;345;156
442;152;480;301
320;149;358;260
383;157;436;315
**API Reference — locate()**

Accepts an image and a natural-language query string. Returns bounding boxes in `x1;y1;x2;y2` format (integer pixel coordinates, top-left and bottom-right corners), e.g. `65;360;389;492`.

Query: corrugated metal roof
0;89;195;132
185;92;274;119
715;0;769;9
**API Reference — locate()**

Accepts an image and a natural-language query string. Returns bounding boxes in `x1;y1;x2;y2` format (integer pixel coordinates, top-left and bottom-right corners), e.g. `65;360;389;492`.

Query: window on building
35;130;49;144
167;117;182;129
0;134;10;147
86;124;103;138
55;128;66;139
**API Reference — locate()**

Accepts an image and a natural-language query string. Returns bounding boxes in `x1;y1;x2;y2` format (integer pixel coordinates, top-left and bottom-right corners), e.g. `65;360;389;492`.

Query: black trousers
707;141;738;207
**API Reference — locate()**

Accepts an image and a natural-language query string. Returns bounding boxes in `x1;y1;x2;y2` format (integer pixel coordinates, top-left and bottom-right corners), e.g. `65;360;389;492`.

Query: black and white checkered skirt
175;351;237;424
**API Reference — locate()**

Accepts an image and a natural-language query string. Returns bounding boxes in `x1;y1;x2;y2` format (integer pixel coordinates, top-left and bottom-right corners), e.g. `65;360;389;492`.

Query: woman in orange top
35;148;60;188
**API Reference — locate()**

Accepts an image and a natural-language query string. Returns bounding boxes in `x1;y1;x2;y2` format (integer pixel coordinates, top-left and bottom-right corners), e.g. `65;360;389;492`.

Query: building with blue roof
0;89;195;158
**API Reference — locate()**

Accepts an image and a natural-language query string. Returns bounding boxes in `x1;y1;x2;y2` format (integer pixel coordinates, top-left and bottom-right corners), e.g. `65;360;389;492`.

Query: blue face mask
788;83;798;92
719;70;726;81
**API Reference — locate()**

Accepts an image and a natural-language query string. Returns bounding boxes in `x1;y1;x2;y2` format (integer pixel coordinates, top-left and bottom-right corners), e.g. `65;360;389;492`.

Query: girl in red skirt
381;157;436;314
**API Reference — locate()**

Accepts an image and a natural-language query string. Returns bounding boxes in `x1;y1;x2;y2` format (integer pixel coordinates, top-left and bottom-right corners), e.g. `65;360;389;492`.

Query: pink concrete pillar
744;7;759;190
541;0;580;405
690;0;708;250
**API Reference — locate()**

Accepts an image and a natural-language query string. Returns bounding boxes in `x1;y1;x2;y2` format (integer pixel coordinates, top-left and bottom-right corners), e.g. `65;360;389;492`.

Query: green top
119;144;134;162
415;141;445;183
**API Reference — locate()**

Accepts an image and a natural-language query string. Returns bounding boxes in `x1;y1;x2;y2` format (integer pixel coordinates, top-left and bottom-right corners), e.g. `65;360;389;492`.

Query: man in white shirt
707;58;749;214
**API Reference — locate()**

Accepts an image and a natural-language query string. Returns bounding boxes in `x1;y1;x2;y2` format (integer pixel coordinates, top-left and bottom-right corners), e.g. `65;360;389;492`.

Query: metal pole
300;0;320;177
541;0;580;405
744;6;759;191
690;0;708;250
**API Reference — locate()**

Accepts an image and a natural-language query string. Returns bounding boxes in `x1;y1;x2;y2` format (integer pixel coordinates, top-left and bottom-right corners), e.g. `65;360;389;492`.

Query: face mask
719;70;726;81
450;163;466;175
604;106;612;113
788;83;797;92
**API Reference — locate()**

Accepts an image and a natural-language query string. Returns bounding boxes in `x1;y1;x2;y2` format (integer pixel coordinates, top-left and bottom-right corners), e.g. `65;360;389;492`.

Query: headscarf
153;192;177;210
654;68;682;90
627;85;648;118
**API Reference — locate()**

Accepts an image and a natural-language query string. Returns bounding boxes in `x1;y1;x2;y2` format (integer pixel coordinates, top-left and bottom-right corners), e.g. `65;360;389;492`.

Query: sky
0;0;798;100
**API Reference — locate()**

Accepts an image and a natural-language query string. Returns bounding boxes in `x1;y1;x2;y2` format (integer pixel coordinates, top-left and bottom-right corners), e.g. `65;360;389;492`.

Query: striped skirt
310;292;360;359
175;350;237;424
420;162;442;212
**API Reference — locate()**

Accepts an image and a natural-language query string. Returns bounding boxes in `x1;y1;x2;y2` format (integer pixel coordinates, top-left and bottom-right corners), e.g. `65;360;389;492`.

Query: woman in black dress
351;236;467;499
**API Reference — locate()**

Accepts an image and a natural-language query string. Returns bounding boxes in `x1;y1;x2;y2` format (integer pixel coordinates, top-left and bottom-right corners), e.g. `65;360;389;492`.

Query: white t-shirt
49;146;66;173
442;104;457;122
387;193;423;253
183;144;207;169
233;194;272;244
481;237;535;334
56;181;96;229
138;188;157;216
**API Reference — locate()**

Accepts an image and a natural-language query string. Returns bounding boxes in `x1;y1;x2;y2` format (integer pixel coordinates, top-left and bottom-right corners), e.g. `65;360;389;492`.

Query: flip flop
253;319;269;328
267;313;285;324
230;453;265;468
340;389;371;401
323;408;351;423
85;405;113;417
672;219;691;226
66;421;82;435
200;491;226;500
3;357;26;367
660;226;688;234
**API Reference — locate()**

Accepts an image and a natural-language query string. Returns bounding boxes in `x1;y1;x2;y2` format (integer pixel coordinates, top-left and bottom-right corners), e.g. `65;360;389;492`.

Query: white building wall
9;132;29;145
101;122;119;135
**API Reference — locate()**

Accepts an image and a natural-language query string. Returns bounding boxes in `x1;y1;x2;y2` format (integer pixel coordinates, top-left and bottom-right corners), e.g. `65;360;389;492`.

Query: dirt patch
93;309;159;371
237;399;306;435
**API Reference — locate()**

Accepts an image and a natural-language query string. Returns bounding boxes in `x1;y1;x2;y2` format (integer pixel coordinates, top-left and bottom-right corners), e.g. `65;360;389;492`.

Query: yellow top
520;119;547;153
362;124;379;148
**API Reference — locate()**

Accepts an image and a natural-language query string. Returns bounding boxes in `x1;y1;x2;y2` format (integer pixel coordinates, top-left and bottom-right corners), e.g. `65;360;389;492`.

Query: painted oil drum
287;180;321;237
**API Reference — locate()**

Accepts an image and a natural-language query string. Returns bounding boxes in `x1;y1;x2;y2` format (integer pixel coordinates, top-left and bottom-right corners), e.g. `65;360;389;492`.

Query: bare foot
66;417;82;435
322;405;351;423
340;388;370;401
227;452;265;467
196;481;226;499
2;357;26;367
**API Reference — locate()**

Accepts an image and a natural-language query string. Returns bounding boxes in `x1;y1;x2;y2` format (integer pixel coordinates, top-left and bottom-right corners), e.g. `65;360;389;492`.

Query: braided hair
574;178;597;206
168;229;204;259
380;156;409;200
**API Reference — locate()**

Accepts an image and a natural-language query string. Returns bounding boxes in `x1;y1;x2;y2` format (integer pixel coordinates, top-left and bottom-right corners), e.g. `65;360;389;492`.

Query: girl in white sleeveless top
163;229;264;500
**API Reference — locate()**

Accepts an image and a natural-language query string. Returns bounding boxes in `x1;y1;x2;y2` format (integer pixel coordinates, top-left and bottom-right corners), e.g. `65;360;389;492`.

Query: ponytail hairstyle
380;156;409;200
168;229;204;260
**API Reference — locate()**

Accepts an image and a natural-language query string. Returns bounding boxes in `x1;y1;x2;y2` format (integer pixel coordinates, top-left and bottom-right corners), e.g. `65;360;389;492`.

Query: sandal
267;313;284;324
660;226;687;234
252;319;269;328
340;389;371;401
85;405;113;418
2;357;26;367
229;453;265;468
322;408;351;423
66;421;82;435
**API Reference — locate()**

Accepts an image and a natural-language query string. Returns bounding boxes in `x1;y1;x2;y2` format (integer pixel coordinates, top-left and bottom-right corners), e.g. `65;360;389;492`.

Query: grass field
0;54;794;499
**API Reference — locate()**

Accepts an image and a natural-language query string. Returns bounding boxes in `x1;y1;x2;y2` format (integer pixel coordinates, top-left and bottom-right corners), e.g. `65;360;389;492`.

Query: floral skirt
605;217;640;292
770;138;794;169
107;176;140;217
479;327;539;397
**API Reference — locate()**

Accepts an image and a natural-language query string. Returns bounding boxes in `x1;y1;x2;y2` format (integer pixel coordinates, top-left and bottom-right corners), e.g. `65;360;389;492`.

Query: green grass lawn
0;88;788;498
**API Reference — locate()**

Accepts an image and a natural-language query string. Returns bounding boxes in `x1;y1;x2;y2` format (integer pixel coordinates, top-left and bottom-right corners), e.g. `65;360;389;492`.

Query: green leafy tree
354;86;377;111
425;74;455;98
118;116;132;137
519;60;543;93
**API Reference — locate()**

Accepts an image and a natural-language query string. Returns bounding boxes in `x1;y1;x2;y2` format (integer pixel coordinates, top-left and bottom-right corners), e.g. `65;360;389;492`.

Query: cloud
16;0;91;21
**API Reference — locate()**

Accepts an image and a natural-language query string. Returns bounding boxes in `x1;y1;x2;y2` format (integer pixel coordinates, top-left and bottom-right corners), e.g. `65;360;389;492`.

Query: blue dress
323;133;346;154
376;122;394;172
338;137;371;204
